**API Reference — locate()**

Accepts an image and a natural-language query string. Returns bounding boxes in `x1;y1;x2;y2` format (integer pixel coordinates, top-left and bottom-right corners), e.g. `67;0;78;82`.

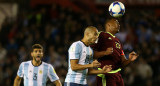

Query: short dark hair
104;18;118;28
31;44;43;52
105;18;116;25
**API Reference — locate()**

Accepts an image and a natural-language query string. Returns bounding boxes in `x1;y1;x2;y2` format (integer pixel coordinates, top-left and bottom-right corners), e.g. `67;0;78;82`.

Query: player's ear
42;51;44;56
31;52;33;57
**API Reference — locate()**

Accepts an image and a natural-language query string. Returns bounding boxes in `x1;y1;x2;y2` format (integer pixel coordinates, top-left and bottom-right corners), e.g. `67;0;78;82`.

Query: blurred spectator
0;43;7;60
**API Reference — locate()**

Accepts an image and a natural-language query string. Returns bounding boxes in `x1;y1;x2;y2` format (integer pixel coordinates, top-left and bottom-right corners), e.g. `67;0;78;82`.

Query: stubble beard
34;57;41;63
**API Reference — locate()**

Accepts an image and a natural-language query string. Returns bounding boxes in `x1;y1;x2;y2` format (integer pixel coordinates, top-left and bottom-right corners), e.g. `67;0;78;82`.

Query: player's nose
95;35;98;39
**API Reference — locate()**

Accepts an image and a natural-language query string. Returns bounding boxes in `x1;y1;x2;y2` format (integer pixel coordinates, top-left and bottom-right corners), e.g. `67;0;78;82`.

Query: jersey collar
106;32;115;38
31;60;42;67
80;40;89;47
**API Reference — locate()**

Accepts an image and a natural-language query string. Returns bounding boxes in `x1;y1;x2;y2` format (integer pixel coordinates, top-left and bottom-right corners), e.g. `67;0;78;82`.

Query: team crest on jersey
71;47;75;52
115;42;121;49
39;70;43;74
108;37;112;40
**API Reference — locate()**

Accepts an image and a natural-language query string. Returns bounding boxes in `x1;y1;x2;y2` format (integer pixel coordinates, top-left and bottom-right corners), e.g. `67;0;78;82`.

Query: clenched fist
129;51;138;61
91;60;101;68
102;65;112;73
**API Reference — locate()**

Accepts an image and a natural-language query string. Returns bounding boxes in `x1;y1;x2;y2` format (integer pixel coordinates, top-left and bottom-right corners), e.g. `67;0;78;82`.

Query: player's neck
32;60;42;66
106;31;115;35
81;38;89;46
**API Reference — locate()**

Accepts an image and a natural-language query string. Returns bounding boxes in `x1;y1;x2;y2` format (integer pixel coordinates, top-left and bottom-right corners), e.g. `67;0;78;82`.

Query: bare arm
94;47;113;59
13;75;22;86
71;60;101;71
88;65;112;74
121;55;131;67
53;80;62;86
121;51;138;68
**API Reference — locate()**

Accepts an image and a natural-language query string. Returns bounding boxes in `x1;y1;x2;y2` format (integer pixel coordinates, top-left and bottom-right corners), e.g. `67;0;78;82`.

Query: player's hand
102;65;112;73
104;47;113;55
129;51;138;61
91;60;101;68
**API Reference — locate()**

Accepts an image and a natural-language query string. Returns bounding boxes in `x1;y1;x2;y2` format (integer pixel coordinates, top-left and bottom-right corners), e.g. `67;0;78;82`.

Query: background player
92;19;138;86
64;26;112;86
14;44;62;86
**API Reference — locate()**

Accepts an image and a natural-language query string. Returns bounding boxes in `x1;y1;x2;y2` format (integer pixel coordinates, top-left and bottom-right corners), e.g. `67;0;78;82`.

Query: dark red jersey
92;32;124;71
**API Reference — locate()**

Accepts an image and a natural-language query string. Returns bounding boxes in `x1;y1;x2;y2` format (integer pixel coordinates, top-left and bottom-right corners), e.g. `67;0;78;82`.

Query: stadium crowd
0;4;160;86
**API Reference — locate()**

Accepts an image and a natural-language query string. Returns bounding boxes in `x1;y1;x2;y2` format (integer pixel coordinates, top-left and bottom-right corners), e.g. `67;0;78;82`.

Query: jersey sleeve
121;50;125;56
120;43;125;56
17;62;24;77
48;64;59;82
120;43;128;60
69;43;82;59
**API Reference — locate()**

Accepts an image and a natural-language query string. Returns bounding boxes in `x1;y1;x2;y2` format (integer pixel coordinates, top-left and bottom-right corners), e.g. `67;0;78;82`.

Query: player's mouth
93;39;97;42
36;56;41;60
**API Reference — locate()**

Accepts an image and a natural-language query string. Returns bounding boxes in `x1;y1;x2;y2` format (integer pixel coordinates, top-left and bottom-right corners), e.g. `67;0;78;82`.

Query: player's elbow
14;76;22;86
71;66;76;71
15;76;21;81
71;65;78;71
53;80;62;86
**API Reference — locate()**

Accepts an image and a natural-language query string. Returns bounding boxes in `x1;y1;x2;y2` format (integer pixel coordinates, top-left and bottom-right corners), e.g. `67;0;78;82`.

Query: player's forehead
92;28;98;32
110;20;120;27
33;48;43;51
110;19;119;24
86;27;98;34
90;29;98;35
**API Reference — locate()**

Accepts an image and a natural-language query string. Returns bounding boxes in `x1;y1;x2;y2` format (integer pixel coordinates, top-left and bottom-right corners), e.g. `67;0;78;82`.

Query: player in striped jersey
14;44;62;86
64;26;112;86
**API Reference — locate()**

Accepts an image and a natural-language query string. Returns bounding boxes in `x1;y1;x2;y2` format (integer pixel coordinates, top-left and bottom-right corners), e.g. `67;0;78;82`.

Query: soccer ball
109;1;125;18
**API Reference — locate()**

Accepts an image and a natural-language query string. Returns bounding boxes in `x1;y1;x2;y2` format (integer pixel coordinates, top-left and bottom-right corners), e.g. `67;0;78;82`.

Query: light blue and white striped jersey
17;60;59;86
65;41;94;85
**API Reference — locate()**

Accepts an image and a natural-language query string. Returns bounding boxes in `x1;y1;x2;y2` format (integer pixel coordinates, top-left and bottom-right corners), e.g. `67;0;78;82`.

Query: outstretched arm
121;51;138;67
13;76;22;86
88;65;112;74
71;60;101;71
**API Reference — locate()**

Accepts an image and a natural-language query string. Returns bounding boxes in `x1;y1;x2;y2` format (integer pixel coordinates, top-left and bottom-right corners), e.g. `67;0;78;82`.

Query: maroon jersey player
92;19;138;86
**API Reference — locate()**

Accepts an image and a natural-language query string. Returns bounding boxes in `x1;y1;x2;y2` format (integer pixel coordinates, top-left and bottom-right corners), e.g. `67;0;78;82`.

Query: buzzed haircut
105;18;117;25
31;44;43;52
84;26;97;34
104;18;118;28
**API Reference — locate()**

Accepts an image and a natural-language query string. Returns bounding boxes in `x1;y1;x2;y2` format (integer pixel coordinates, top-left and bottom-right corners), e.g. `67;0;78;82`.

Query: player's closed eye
94;33;98;36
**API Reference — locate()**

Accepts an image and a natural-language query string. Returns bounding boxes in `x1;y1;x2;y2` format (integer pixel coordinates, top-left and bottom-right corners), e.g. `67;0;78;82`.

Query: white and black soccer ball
109;1;125;18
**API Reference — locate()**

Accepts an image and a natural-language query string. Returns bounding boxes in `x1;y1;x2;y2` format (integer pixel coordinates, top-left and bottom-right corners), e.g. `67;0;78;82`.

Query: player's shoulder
42;61;50;66
98;31;104;35
72;41;82;45
20;60;31;65
42;61;53;67
70;41;83;48
98;31;110;38
99;31;107;36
